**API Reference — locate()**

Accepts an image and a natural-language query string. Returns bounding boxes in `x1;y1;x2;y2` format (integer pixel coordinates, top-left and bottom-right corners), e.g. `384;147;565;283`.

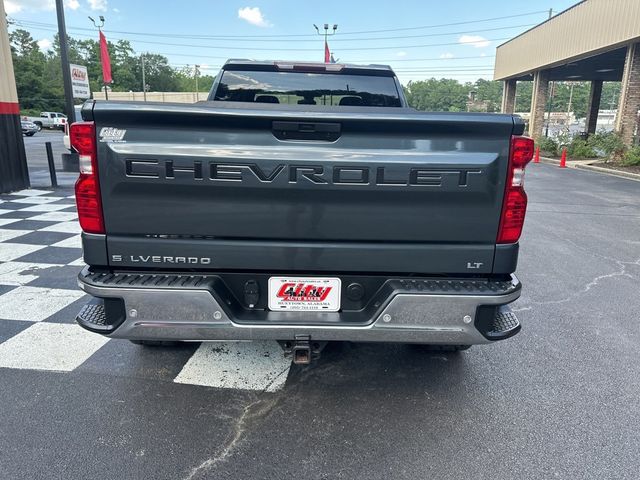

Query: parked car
21;120;39;136
21;111;67;131
71;60;534;364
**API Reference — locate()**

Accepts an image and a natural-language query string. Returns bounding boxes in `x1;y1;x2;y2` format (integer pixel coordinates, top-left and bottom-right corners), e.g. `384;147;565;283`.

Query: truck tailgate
89;102;520;274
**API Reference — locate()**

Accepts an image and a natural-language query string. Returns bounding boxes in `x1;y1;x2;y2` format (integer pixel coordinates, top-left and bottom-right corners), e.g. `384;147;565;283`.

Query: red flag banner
324;40;330;63
99;30;112;84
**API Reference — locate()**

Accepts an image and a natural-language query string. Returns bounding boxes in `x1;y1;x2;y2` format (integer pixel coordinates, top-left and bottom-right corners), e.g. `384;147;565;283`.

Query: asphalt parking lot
0;163;639;479
20;130;77;188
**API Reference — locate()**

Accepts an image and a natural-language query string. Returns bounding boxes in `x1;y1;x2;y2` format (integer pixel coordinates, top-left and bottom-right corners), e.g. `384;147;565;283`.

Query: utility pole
548;8;553;19
544;81;555;137
88;15;107;99
55;0;75;123
313;23;338;62
141;53;146;101
566;82;574;125
194;64;200;101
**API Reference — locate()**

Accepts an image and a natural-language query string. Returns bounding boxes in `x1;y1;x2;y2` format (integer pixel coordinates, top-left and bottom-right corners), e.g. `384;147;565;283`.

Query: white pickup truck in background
21;111;67;131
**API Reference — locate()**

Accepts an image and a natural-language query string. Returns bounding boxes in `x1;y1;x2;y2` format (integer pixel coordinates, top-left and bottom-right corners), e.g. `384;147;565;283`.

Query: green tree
133;53;178;92
110;40;138;91
9;29;54;111
404;78;468;112
472;79;503;112
174;66;216;93
511;81;620;118
515;81;533;113
404;78;506;113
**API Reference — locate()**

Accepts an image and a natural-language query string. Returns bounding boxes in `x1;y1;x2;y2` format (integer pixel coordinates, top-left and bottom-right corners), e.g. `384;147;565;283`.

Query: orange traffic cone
534;146;540;163
559;148;567;168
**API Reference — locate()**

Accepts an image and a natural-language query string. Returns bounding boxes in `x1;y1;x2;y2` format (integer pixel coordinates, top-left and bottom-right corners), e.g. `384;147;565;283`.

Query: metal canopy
494;0;640;81
510;47;627;82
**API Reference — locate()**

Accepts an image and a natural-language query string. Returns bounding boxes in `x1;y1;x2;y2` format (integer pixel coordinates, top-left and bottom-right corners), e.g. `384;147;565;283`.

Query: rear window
214;70;402;107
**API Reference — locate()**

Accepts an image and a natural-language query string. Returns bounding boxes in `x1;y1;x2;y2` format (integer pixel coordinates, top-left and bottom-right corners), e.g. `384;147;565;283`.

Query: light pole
56;0;75;123
88;15;107;99
141;53;146;101
313;23;337;62
566;82;575;126
545;81;555;137
194;64;200;101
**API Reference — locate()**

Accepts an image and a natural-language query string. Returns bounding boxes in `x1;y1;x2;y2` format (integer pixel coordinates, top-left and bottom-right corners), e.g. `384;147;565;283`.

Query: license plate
268;277;341;312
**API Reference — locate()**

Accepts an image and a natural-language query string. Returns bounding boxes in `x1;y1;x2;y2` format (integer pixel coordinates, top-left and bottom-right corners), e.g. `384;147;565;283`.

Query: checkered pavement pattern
0;189;292;391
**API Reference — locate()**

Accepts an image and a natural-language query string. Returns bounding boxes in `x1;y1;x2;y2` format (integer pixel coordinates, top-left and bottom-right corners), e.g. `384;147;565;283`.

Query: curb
574;163;640;182
536;156;640;182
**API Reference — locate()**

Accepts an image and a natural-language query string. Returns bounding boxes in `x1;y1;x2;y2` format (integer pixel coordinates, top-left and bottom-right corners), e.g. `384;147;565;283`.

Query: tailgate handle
272;121;341;142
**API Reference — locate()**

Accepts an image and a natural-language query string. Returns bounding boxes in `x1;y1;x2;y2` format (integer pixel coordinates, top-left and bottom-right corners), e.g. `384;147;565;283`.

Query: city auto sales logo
276;282;333;302
99;127;127;143
71;66;87;82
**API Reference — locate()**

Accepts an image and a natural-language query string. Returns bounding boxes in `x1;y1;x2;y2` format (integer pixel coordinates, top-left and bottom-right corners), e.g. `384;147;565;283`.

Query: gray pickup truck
72;60;533;363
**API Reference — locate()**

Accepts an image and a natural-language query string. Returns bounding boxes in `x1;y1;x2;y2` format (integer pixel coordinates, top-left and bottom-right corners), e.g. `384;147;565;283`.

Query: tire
33;122;42;131
415;344;472;352
129;339;179;347
26;132;35;137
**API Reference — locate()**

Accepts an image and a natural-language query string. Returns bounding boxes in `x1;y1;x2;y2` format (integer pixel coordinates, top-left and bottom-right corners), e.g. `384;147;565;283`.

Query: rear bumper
77;268;522;345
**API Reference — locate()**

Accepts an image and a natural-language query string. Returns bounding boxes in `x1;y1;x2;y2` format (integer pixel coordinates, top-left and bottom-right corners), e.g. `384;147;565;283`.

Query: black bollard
45;141;58;188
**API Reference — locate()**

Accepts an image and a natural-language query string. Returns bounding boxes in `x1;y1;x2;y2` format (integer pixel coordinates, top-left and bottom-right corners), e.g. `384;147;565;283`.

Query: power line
12;24;496;63
11;23;513;52
13;18;536;43
377;55;496;62
11;10;548;39
10;20;502;73
323;11;548;35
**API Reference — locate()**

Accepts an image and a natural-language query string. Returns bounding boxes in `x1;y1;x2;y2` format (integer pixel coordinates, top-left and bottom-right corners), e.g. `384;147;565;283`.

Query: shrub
622;146;640;166
567;138;597;159
20;108;41;117
536;136;558;156
587;131;626;159
554;132;572;150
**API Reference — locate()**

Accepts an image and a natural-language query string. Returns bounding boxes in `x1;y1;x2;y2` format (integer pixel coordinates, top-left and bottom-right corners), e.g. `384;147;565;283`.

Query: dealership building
495;0;640;146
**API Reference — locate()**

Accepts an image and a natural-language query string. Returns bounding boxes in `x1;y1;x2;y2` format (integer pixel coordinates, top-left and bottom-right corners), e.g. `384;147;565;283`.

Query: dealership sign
70;64;90;98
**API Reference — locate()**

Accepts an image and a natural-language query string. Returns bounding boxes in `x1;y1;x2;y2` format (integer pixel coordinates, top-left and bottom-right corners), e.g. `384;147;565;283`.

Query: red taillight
497;135;534;244
70;121;104;234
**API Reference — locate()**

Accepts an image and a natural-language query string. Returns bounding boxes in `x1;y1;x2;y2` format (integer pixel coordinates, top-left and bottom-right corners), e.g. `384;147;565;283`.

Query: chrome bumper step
77;268;522;345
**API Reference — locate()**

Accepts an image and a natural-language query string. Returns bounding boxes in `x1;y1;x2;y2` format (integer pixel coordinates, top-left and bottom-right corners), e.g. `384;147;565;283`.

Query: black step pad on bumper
76;298;125;334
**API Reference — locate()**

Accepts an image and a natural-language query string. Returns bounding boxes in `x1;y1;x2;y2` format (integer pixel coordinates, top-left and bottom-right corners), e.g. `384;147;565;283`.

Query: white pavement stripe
8;189;52;197
29;212;78;222
0;286;85;321
0;243;46;262
0;209;13;216
67;257;86;266
10;196;63;205
18;204;72;213
39;222;82;234
0;262;63;286
0;229;32;243
0;218;20;227
174;341;292;392
0;323;109;372
52;235;82;249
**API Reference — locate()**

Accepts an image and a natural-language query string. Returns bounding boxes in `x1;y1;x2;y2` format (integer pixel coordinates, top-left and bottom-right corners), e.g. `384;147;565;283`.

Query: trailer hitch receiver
279;335;326;365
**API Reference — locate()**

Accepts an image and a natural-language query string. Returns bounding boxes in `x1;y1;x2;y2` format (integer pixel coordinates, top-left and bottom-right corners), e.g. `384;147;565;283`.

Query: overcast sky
5;0;579;84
